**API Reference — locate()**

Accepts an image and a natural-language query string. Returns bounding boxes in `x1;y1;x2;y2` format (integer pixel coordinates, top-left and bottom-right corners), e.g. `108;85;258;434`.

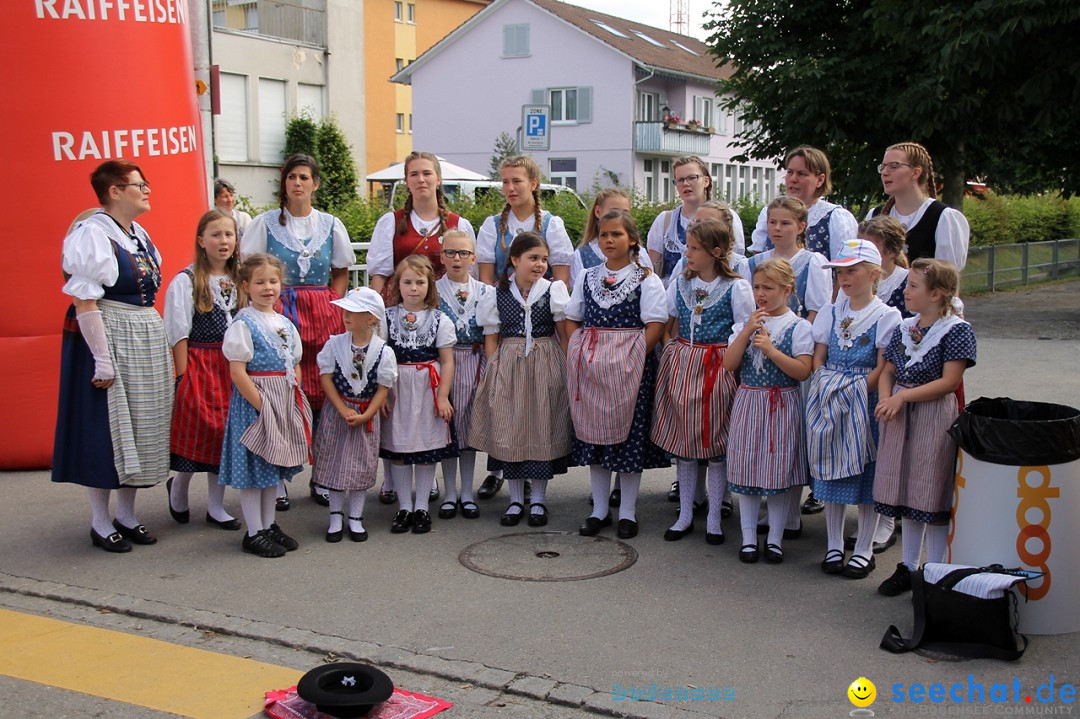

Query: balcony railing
634;121;712;156
212;0;327;49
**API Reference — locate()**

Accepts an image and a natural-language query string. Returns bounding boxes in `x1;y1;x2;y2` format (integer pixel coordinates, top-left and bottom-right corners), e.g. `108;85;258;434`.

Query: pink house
392;0;779;202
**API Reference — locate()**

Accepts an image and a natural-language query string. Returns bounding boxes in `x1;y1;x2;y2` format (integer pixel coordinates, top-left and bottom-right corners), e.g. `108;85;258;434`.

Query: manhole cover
459;531;638;581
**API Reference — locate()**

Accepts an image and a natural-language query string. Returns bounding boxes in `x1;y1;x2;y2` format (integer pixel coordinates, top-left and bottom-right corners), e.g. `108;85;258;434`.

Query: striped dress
436;276;490;450
311;333;397;491
469;279;572;480
726;312;814;496
651;275;751;460
874;317;976;523
218;309;311;489
806;299;901;504
167;269;237;473
566;264;669;474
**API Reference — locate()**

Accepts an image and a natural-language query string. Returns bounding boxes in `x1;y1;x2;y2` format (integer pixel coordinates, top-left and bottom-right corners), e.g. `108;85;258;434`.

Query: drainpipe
631;64;656;192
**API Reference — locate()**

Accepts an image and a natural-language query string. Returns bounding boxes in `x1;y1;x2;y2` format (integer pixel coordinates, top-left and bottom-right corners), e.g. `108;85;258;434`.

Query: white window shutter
576;86;592;123
531;89;545;104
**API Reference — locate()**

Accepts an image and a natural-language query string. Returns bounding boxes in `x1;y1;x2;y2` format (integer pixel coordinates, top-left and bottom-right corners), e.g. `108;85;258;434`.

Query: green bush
963;193;1080;246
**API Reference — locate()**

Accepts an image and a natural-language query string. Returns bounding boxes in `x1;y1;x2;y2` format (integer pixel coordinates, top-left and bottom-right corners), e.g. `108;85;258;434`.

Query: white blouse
729;313;815;357
646;207;748;259
811;299;902;349
749;199;859;256
315;332;399;391
664;254;749;288
475;212;574;267
476;278;570;335
666;275;755;323
62;214;162;301
739;248;833;314
221;312;303;364
367;209;477;278
240;208;354;268
163;268;238;346
569;239;655;288
565;263;668;325
865;198;970;270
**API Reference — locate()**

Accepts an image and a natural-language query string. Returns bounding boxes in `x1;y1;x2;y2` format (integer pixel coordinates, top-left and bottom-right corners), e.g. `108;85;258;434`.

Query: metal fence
348;242;371;288
963;239;1080;293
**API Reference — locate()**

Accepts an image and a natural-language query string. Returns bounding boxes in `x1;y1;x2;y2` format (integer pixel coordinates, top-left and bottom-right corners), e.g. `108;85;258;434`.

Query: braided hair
597;209;651;278
498;155;543;256
673;155;712;201
880;141;937;216
277;154;321;226
397;151;450;237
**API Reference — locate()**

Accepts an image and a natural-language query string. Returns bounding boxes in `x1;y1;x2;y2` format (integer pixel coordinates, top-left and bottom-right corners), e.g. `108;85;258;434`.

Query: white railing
348;241;371;288
964;239;1080;292
634;121;711;156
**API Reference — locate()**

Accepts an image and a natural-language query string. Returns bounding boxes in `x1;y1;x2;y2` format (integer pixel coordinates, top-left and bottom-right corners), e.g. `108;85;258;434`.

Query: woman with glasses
749;146;858;261
53;160;173;553
869;142;969;269
367;151;475;505
213;178;252;239
242;154;355;509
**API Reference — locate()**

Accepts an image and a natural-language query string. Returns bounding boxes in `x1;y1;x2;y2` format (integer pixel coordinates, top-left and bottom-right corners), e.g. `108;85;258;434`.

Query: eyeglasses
441;249;474;259
877;162;913;174
118;182;151;193
674;174;703;185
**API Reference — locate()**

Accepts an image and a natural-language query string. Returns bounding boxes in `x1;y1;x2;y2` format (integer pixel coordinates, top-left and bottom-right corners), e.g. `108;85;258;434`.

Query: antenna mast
670;0;689;36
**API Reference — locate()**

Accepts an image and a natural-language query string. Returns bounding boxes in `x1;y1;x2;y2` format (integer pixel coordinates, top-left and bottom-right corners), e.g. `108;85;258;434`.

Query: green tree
705;0;1080;209
489;131;519;179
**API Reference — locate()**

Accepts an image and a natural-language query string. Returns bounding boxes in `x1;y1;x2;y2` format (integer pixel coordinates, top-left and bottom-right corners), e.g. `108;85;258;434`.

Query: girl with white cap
312;288;398;543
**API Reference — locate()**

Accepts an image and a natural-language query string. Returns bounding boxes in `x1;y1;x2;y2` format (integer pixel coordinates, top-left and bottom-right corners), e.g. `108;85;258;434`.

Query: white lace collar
236;307;298;385
662;206;688;253
328;331;386;396
899;313;964;368
586;262;644;309
387;305;440;349
832;295;888;350
209;273;237;323
509;275;551;357
436;276;482;334
877;265;908;302
85;212;152;253
264;208;334;281
751;311;801;373
677;274;733;345
806;198;838;227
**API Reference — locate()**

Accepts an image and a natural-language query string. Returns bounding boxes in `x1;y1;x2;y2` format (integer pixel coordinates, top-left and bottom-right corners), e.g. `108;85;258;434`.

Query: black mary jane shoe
764;543;784;564
842;554;876;580
608;488;621;507
348;516;368;543
500;502;524;527
205;513;242;531
477;475;503;499
166;478;189;524
666;480;679;502
112;519;157;545
242;529;285;558
412;509;432;534
266;523;299;551
800;493;825;515
706;532;725;546
90;527;131;553
326;511;344;543
617;518;639;539
276;486;291;512
783;521;803;540
459;501;480;519
663;523;694;541
378;486;397;505
391;510;413;533
821;549;846;575
739;543;759;564
873;529;898;554
438;501;458;519
527;503;548;527
720;499;733;519
309;480;330;507
579;512;613;536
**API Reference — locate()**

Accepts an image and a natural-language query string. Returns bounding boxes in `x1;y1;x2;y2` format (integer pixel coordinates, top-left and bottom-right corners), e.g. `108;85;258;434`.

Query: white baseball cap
331;287;386;322
824;239;882;268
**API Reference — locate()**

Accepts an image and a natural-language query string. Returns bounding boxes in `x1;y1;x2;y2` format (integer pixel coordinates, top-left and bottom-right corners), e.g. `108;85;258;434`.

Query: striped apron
651;338;736;459
805;365;874;481
566;327;646;445
311;396;380;491
449;343;485;449
240;371;313;466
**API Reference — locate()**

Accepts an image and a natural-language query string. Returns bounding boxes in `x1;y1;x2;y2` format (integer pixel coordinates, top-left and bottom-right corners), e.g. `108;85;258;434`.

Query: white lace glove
76;310;114;381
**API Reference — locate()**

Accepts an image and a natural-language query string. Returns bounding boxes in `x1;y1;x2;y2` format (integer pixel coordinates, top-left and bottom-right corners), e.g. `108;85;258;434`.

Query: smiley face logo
848;677;877;708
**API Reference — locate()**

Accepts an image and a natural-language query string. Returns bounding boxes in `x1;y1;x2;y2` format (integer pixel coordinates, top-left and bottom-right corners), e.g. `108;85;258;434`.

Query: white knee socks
87;488;113;536
925;523;948;564
413;464;435;513
206;473;233;522
901;518;925;570
349;491;367;533
440;459;458;505
853;504;877;561
260;487;277;530
671;460;697;532
529;479;548;512
766;493;789;550
875;514;896;544
589;465;611;519
739;494;758;546
115;487;138;527
506;479;525;515
328;489;345;532
392;464;412;512
458;450;476;503
170;472;193;512
706;460;727;536
239;488;264;537
825;502;846;554
618;473;641;521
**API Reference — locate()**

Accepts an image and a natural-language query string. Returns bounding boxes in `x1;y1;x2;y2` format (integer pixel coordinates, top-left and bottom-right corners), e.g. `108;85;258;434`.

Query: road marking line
0;608;301;719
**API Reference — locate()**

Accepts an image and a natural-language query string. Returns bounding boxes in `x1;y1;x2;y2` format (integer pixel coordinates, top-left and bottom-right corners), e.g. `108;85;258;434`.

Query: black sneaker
265;523;299;551
800;492;825;515
877;563;912;596
242;530;285;558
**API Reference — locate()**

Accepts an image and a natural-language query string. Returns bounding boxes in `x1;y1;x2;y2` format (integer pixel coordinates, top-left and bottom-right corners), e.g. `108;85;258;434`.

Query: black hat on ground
296;662;394;718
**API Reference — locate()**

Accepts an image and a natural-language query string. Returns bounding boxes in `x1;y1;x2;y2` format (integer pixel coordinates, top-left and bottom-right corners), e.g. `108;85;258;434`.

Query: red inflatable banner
2;0;206;468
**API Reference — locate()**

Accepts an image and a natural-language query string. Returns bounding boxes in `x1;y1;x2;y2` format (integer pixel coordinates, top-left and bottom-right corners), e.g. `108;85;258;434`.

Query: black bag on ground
948;397;1080;466
880;564;1031;661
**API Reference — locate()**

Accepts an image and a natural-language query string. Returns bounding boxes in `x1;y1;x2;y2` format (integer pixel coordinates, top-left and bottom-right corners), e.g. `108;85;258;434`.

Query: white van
388;179;584;208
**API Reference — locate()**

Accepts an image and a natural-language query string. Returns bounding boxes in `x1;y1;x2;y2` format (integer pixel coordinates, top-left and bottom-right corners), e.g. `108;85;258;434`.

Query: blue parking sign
521;104;550;151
